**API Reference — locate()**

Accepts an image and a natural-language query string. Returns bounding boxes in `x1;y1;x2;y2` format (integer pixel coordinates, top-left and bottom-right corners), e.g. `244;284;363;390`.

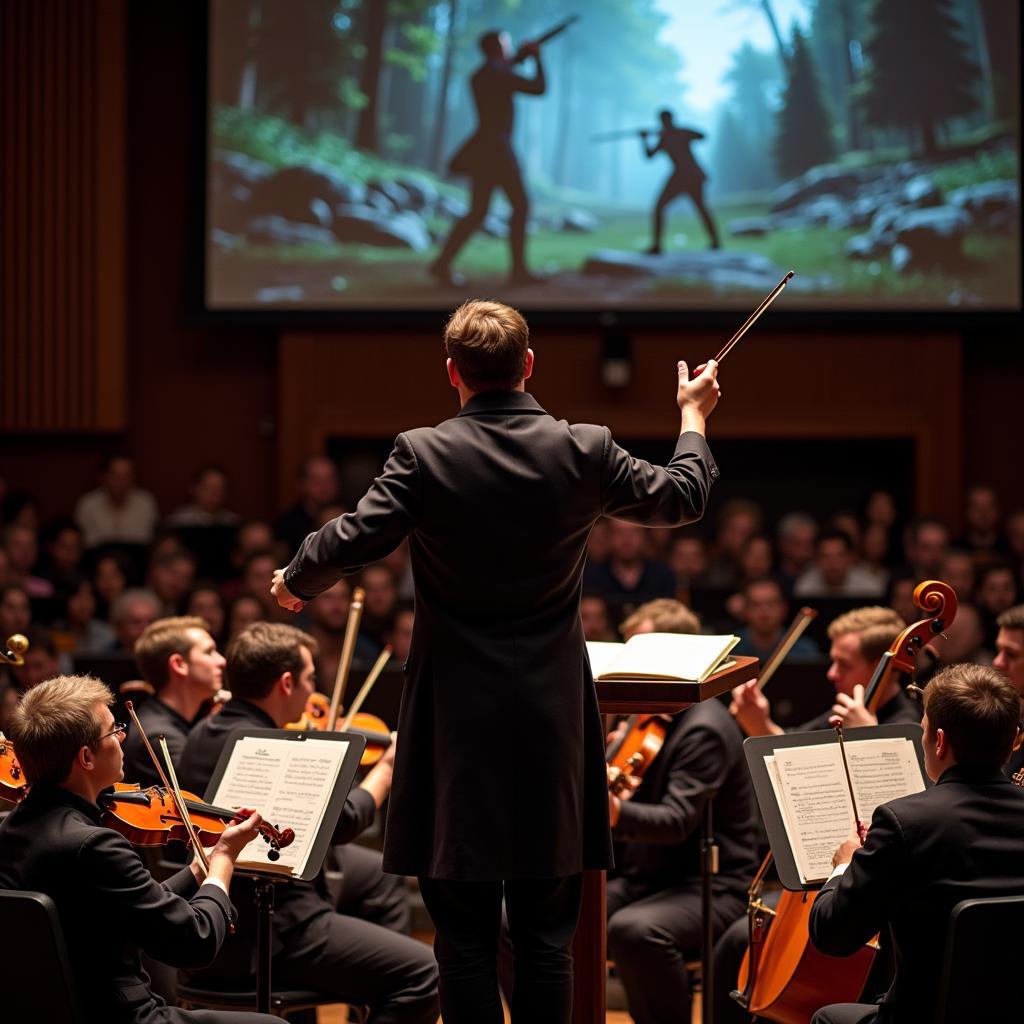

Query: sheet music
765;737;925;884
210;735;350;877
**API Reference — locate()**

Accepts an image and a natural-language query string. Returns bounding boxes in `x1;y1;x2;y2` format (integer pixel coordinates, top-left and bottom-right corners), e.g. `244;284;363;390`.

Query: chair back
935;894;1024;1023
0;889;83;1023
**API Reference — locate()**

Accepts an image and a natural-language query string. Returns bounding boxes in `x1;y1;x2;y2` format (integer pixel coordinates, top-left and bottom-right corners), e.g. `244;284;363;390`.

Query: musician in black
122;616;226;787
993;603;1024;779
606;607;758;1024
810;663;1024;1023
430;31;545;288
0;674;275;1024
642;109;720;254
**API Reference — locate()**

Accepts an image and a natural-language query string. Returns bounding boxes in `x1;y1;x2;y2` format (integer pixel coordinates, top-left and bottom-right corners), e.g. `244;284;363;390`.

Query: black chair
934;894;1024;1023
0;890;84;1023
176;980;367;1022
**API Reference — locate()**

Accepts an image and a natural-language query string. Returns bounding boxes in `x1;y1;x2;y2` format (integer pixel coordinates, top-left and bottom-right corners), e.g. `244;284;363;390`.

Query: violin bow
756;606;817;692
327;587;365;731
158;734;211;875
123;700;210;874
830;716;867;844
338;646;393;732
711;271;795;365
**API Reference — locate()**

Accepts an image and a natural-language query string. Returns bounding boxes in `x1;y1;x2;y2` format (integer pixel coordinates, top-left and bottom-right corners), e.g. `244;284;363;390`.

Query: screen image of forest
205;0;1021;313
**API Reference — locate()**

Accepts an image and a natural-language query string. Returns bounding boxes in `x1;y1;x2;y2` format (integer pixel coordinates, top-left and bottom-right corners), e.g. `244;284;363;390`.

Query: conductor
272;299;722;1023
430;32;546;288
643;109;720;253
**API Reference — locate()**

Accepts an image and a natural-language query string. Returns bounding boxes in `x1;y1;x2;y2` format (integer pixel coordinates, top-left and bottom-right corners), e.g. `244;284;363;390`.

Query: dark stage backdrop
205;0;1021;314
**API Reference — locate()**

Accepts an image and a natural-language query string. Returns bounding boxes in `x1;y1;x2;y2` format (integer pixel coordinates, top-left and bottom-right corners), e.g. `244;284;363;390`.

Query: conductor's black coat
284;390;718;880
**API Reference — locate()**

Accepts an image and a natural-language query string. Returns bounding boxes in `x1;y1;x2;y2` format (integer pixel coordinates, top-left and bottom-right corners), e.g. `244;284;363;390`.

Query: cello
733;580;957;1023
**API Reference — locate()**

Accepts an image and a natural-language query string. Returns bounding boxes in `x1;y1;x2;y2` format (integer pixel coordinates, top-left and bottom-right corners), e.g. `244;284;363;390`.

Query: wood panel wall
279;330;964;526
1;0;126;432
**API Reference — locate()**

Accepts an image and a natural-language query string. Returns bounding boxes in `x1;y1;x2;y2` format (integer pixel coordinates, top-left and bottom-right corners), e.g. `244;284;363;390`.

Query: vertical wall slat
0;0;126;433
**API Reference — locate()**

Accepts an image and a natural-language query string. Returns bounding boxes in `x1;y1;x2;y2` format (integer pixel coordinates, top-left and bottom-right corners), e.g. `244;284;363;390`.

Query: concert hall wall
1;1;1021;532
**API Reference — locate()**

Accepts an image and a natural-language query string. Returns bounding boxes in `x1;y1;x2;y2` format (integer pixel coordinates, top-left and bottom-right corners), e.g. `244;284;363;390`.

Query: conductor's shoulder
566;421;609;451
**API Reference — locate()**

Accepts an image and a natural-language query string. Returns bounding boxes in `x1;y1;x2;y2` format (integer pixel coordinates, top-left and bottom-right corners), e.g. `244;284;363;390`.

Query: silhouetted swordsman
431;31;546;287
643;110;720;253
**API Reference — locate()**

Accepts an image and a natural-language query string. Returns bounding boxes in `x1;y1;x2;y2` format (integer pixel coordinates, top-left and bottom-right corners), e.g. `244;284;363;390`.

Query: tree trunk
429;0;459;172
760;0;789;64
838;0;863;150
355;0;388;153
552;32;574;187
921;117;937;158
238;0;264;110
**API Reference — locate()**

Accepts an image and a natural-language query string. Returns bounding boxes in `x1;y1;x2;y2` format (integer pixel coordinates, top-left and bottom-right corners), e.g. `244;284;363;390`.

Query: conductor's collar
457;390;546;417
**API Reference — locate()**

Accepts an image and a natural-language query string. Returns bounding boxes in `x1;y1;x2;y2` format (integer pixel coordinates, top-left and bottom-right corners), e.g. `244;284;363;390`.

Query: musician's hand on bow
832;826;865;869
729;679;780;737
832;685;878;729
677;358;720;435
271;569;305;613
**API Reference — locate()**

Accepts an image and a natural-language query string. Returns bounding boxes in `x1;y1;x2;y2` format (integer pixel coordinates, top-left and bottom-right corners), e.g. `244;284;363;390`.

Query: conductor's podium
573;656;759;1024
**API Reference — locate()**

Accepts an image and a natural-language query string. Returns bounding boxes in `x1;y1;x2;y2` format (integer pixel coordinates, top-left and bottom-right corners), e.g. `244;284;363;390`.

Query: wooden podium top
595;655;759;715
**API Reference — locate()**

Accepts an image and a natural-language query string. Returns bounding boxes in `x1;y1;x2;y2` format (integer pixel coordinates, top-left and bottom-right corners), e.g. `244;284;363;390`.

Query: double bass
734;580;957;1023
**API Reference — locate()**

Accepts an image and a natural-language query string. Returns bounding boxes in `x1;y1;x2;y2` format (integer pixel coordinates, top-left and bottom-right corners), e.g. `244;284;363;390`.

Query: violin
0;734;25;803
101;782;295;861
287;692;393;767
734;580;957;1023
606;714;671;797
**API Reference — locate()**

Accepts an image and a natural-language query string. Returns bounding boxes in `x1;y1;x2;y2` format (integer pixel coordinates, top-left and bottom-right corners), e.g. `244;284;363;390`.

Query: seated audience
360;563;400;647
165;466;240;527
74;455;159;548
976;561;1020;649
583;521;676;613
992;604;1024;780
954;483;1006;558
775;511;818;595
185;585;227;645
3;523;53;598
38;518;85;595
0;674;274;1024
226;594;265;640
619;597;699;639
53;578;116;655
274;455;340;554
809;663;1024;1024
303;578;379;686
147;549;197;616
580;593;617;642
794;531;885;598
109;589;162;654
387;605;415;665
704;499;763;588
734;577;821;663
902;517;950;582
9;624;64;690
92;550;132;619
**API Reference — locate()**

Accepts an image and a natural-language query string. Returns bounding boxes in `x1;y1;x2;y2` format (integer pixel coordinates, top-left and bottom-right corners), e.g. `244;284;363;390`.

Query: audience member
583;521;676;613
955;483;1006;557
586;519;612;564
976;562;1020;649
735;578;821;663
1;491;39;531
3;523;54;598
165;466;240;527
91;551;132;619
186;585;227;644
10;625;64;690
775;512;818;595
387;605;415;665
227;594;265;639
933;603;991;669
992;604;1024;779
147;549;197;616
794;531;885;598
74;455;159;548
705;499;762;587
887;575;918;627
668;535;708;590
902;517;949;581
580;594;617;642
1005;510;1024;576
940;549;977;602
109;589;161;654
0;584;31;639
37;518;84;594
274;455;340;553
361;563;400;646
304;578;379;687
53;579;116;655
860;524;892;589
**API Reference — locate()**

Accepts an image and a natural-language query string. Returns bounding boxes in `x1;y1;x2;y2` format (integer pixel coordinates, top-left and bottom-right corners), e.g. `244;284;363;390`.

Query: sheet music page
210;735;349;877
766;745;851;883
766;737;926;884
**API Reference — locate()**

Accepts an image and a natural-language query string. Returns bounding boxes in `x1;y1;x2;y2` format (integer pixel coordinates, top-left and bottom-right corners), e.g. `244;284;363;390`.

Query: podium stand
572;656;759;1024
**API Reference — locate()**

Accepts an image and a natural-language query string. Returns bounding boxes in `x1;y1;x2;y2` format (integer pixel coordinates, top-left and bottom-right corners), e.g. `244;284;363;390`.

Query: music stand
573;656;759;1024
203;728;366;1014
743;723;927;892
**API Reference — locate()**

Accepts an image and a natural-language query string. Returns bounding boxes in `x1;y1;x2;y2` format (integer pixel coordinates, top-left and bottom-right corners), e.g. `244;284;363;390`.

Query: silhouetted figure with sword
642;109;720;253
431;17;578;288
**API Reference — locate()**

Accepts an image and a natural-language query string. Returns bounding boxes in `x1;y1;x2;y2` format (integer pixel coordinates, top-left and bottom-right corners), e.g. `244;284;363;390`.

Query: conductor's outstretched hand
271;568;305;613
676;358;720;436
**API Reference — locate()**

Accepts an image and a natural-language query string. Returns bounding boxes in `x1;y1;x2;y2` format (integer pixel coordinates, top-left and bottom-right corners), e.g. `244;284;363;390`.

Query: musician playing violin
178;622;439;1024
122;616;226;788
605;600;759;1024
730;606;919;736
810;663;1024;1024
0;674;277;1024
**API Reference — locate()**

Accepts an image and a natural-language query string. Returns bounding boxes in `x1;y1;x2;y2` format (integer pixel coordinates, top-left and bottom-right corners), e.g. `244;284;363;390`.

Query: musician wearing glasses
0;674;273;1023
